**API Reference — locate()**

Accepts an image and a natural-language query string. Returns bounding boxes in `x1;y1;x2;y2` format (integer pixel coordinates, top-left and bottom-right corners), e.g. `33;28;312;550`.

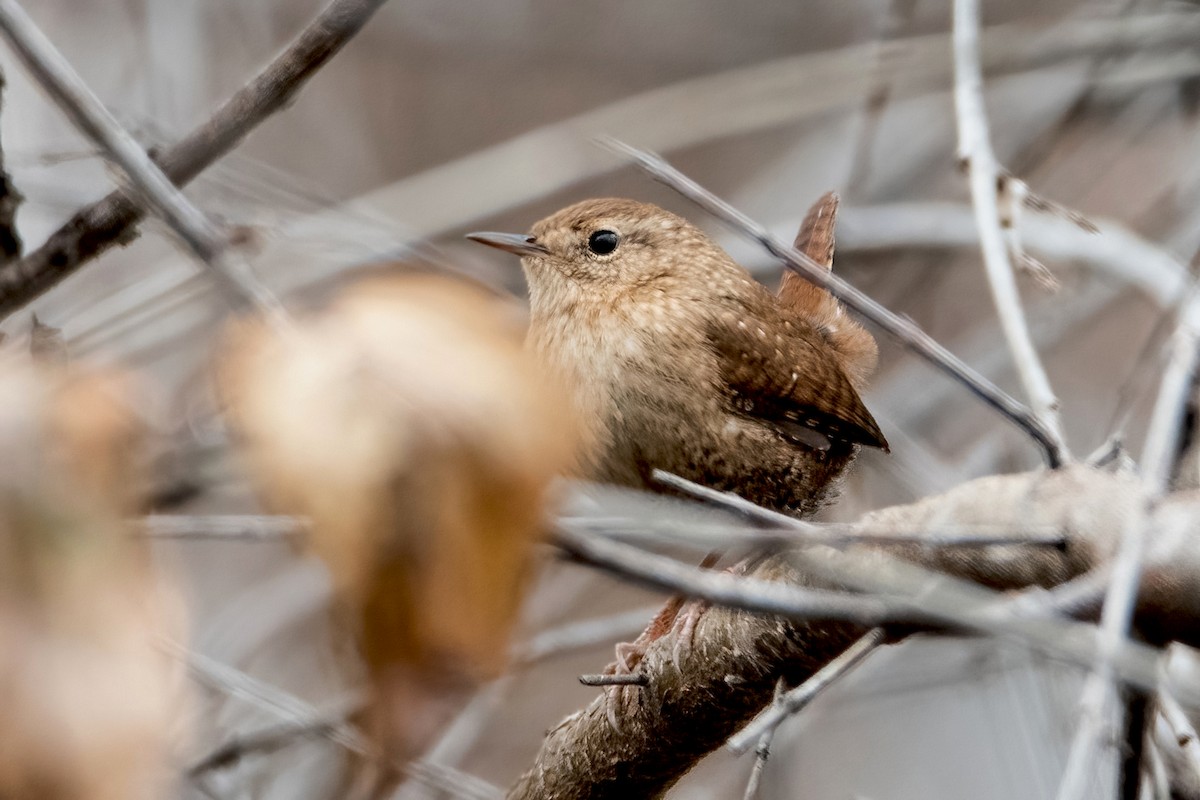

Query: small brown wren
468;194;887;516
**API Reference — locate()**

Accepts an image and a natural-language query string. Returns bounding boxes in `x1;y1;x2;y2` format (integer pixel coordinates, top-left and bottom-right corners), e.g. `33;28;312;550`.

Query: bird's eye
587;230;620;255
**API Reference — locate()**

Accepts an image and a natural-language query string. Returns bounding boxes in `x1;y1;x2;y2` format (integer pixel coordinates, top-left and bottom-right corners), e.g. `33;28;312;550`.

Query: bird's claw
601;641;646;733
669;598;710;671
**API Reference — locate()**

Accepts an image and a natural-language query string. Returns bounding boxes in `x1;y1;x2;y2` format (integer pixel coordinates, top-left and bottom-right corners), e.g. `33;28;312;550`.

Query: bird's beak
466;231;550;258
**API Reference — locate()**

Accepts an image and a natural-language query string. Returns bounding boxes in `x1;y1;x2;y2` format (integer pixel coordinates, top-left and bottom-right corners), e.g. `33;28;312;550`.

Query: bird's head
469;198;738;309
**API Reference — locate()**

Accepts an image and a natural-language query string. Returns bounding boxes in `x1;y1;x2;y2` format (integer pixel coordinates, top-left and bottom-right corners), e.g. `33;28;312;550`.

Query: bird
468;195;886;515
468;194;887;727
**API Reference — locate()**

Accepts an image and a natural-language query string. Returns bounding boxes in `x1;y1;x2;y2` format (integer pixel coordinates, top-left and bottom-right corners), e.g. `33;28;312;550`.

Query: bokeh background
6;0;1200;797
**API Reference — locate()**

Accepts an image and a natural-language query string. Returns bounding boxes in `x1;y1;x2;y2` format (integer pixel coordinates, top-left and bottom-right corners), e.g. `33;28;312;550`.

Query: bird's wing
706;310;889;451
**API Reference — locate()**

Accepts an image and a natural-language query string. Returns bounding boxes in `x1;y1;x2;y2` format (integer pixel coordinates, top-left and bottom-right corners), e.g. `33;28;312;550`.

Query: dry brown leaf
0;358;185;800
217;271;578;761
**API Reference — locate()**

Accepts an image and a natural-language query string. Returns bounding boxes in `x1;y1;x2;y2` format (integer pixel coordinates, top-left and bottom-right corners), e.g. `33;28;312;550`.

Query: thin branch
169;640;502;800
161;639;373;757
740;679;786;800
1158;692;1200;787
601;138;1065;467
1002;566;1110;619
401;763;503;800
0;0;285;316
1141;290;1200;493
392;679;515;800
952;0;1068;458
552;525;1176;698
727;628;884;755
833;203;1186;307
0;0;390;318
579;673;649;687
1145;738;1171;800
555;525;898;627
187;693;366;776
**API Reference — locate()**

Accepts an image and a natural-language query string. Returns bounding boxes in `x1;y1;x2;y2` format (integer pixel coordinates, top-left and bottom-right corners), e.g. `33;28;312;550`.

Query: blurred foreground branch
508;466;1200;799
0;0;389;317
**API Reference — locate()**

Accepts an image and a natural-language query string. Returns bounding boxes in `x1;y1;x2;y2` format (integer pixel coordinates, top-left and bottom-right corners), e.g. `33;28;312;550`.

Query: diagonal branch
726;627;884;755
0;0;389;318
0;0;284;315
601;138;1066;468
952;0;1069;459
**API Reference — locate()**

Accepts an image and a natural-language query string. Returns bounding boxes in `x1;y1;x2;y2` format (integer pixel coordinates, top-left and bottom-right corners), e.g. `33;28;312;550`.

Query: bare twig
1002;567;1110;619
0;0;389;317
555;525;897;627
952;0;1068;459
1146;737;1171;800
392;679;516;800
569;512;1066;552
401;763;503;800
579;673;649;687
170;640;503;800
601;138;1065;467
834;203;1186;307
187;693;366;776
1141;291;1200;493
162;639;373;757
740;678;786;800
728;628;884;754
997;175;1061;291
0;0;285;315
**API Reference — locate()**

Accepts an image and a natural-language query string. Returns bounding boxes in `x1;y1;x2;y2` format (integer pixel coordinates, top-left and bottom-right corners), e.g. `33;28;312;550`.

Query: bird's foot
669;597;711;670
600;640;649;732
598;594;690;732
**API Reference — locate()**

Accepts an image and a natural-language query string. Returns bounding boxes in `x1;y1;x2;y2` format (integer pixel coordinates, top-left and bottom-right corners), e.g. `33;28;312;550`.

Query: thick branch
0;0;389;317
507;467;1200;799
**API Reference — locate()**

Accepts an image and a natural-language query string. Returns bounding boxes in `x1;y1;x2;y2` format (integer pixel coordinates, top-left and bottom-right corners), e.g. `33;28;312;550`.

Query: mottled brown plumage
470;196;885;515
